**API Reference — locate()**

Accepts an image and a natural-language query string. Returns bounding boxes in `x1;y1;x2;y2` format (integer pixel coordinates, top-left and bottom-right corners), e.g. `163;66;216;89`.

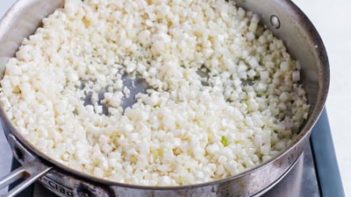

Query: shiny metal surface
28;144;320;197
0;136;52;197
264;143;320;197
0;160;51;197
0;0;329;196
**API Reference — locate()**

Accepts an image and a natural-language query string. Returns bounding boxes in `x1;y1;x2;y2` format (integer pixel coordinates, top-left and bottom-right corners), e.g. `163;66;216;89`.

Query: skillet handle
0;159;52;197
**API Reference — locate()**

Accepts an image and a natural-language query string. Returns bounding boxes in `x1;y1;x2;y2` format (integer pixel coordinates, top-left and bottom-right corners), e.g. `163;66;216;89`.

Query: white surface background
292;0;351;194
0;0;349;195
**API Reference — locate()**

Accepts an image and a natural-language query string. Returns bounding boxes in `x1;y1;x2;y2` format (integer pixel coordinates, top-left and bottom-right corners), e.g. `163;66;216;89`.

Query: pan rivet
270;15;281;29
77;185;94;197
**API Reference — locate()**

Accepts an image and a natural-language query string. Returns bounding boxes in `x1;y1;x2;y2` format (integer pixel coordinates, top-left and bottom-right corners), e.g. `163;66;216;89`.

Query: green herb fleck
221;136;229;147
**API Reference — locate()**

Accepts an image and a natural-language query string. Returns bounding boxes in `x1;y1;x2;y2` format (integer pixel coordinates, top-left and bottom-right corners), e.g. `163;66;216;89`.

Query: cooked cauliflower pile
0;0;309;186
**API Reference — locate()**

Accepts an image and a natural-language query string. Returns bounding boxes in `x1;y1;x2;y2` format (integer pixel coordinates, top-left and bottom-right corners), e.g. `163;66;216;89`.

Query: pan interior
0;0;328;187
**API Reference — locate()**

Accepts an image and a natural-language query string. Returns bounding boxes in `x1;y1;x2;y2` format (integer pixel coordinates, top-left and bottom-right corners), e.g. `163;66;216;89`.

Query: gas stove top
7;110;344;197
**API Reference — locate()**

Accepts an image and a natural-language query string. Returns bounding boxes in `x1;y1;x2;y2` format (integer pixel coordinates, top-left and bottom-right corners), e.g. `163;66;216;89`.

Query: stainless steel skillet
0;0;329;196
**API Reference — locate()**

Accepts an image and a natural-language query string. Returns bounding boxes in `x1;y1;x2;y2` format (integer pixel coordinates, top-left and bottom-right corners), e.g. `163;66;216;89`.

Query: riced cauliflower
0;0;309;186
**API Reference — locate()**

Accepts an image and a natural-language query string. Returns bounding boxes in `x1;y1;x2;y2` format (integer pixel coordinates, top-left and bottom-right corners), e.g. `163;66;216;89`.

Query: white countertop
293;0;351;194
0;0;349;195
